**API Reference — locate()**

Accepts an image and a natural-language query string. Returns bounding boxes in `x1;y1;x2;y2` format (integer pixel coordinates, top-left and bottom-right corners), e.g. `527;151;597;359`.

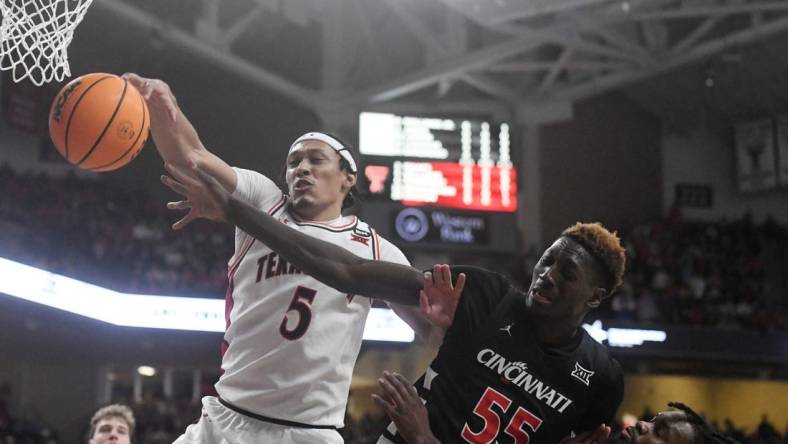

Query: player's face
608;411;697;444
526;237;603;319
285;140;356;220
89;417;131;444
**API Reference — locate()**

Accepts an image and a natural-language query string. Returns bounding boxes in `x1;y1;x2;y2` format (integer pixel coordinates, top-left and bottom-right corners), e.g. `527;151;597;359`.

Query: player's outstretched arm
163;163;424;306
122;73;237;192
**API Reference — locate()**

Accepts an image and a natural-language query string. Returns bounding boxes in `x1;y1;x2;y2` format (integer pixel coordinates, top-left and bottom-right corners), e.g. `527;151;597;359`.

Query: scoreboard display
359;112;517;212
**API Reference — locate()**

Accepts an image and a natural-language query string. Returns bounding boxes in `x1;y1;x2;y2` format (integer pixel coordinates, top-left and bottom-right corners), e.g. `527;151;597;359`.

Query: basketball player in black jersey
374;377;739;444
606;402;741;444
160;164;626;444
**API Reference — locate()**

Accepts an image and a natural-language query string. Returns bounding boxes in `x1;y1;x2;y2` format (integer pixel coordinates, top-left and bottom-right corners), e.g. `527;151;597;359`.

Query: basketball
48;72;150;172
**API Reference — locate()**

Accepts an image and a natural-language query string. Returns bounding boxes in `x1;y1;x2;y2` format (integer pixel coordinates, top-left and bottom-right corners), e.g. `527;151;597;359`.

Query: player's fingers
440;264;452;288
385;372;414;405
423;271;434;288
419;290;432;315
392;372;420;400
378;374;406;410
371;394;398;419
165;162;200;187
160;174;190;196
432;264;444;286
454;273;467;295
172;211;196;231
166;200;191;210
122;72;144;88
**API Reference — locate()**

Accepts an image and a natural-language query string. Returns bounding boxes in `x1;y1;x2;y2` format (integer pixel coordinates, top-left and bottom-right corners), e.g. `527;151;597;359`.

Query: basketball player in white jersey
123;73;438;444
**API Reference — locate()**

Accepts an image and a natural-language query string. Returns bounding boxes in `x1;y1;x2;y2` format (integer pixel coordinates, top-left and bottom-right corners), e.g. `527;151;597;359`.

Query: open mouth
529;288;552;304
293;180;313;192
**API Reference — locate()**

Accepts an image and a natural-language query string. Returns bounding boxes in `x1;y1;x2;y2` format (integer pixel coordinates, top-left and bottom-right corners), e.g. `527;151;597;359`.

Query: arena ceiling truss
97;0;788;122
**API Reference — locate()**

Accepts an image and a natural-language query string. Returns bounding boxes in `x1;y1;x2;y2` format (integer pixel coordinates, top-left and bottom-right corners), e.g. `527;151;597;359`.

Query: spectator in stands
88;404;135;444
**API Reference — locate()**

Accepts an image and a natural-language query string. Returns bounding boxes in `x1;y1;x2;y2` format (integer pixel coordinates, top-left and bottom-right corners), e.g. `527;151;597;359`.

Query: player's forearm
226;196;422;304
148;102;207;168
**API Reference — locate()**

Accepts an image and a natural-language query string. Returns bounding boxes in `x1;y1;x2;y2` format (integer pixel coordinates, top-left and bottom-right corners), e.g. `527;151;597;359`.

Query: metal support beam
670;15;722;54
549;13;788;102
442;0;613;25
379;0;518;102
536;48;573;95
97;0;322;110
461;74;520;100
565;10;652;66
338;33;545;105
220;4;265;47
489;61;630;73
633;2;788;20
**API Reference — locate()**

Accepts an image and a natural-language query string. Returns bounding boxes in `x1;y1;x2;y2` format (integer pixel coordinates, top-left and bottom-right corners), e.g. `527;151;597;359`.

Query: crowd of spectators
0;164;231;297
0;166;786;330
0;382;59;444
601;212;788;332
128;395;200;444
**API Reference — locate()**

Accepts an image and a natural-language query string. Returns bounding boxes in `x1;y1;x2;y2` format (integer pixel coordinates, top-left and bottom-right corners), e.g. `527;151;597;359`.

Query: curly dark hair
561;222;626;294
668;402;741;444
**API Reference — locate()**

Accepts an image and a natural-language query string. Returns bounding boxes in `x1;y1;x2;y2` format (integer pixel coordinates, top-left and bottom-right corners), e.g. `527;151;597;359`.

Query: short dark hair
561;222;626;294
667;402;741;444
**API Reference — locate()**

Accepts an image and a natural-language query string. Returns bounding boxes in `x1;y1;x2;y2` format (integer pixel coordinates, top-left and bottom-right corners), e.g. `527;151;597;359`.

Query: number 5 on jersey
462;387;543;444
279;286;317;340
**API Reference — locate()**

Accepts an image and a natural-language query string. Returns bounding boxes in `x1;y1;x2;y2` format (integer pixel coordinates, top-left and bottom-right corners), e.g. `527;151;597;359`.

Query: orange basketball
49;73;150;172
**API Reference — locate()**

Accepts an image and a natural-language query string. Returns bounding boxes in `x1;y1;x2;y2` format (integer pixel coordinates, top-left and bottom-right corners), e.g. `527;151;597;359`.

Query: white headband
288;132;357;173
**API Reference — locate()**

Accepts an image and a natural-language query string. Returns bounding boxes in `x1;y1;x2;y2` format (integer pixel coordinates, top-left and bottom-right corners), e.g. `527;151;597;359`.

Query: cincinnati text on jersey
476;349;574;413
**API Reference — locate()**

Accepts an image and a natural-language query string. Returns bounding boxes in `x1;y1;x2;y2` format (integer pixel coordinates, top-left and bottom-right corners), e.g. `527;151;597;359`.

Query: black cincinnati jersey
380;266;624;444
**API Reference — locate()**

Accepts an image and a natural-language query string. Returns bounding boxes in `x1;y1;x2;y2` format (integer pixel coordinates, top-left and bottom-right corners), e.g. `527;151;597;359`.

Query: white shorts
173;397;344;444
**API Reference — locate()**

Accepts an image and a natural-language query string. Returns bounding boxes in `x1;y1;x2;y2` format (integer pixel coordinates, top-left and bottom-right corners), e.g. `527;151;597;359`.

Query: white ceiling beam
97;0;322;110
194;0;223;45
475;0;614;25
632;2;788;20
489;60;630;72
498;23;655;67
437;79;455;98
334;0;673;106
383;0;442;54
365;100;512;121
536;48;574;95
337;33;547;105
565;11;653;66
670;15;723;54
220;5;266;47
340;0;644;107
547;12;788;102
382;0;518;102
461;74;520;100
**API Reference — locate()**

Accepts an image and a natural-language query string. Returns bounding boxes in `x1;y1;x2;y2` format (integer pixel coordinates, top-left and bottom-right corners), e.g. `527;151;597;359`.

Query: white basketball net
0;0;94;86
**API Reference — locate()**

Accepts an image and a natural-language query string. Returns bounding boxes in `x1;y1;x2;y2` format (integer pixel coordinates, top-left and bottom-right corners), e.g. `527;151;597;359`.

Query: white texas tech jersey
215;168;409;428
